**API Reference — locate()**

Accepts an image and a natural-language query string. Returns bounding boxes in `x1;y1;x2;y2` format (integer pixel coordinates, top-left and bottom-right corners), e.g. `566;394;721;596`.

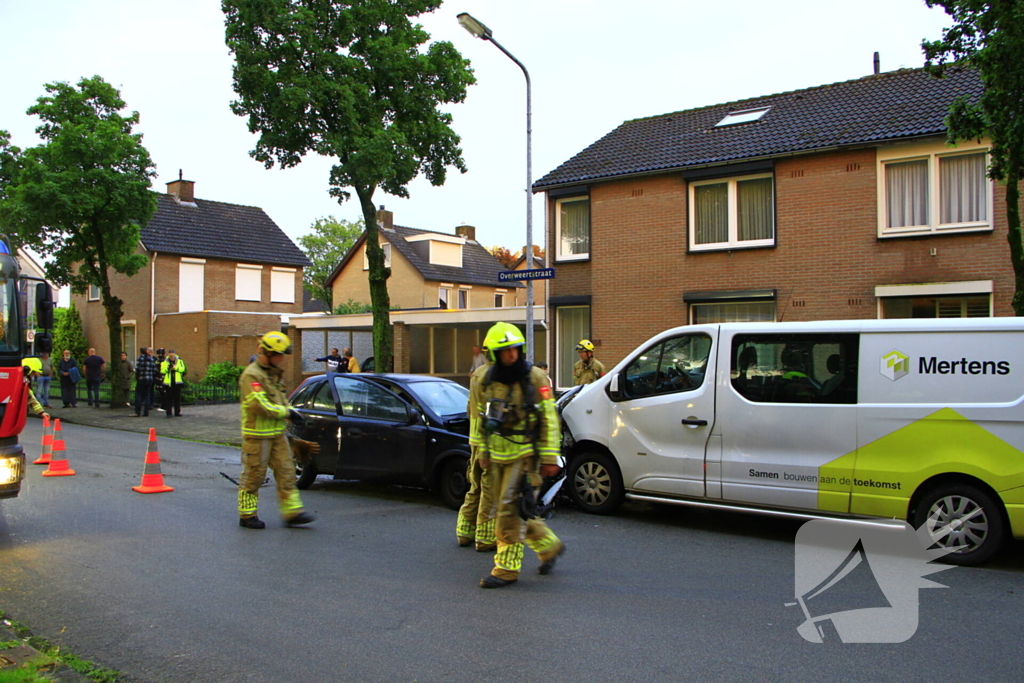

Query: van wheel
912;483;1005;566
568;451;624;515
295;460;318;490
438;457;469;511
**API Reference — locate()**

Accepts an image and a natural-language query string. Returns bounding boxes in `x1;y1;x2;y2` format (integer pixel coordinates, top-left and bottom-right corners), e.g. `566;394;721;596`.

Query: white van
558;318;1024;565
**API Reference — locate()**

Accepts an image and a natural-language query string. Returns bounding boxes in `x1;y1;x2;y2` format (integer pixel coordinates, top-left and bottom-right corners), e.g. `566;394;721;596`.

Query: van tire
912;483;1006;566
567;451;625;515
295;460;318;490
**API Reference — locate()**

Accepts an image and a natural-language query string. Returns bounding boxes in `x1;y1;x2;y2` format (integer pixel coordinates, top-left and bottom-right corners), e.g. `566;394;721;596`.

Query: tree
53;302;89;363
923;1;1024;314
224;0;475;371
0;76;157;406
298;216;363;307
488;245;517;269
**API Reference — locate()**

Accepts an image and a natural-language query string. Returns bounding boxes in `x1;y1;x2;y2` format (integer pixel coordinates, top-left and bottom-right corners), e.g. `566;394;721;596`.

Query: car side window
333;376;409;422
311;382;336;411
621;333;712;399
731;333;859;404
290;383;317;408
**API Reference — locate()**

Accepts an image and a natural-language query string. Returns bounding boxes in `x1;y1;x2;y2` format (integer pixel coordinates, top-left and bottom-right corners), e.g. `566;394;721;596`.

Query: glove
539;464;561;478
288;409;306;426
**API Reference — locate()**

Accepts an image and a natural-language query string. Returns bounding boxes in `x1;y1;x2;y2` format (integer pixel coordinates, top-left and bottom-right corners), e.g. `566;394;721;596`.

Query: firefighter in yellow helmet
22;358;50;421
237;331;316;529
471;323;565;588
456;345;497;552
573;339;605;386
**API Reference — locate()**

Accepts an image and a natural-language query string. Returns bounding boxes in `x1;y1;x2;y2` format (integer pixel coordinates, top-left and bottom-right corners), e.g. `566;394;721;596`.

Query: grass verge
0;611;123;683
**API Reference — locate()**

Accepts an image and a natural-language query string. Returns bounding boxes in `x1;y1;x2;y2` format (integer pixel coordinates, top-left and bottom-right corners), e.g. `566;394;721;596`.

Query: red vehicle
0;236;54;500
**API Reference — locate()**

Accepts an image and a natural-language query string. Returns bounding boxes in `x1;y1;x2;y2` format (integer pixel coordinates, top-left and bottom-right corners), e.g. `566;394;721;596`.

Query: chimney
166;170;195;203
873;51;880;75
376;205;393;230
455;224;476;241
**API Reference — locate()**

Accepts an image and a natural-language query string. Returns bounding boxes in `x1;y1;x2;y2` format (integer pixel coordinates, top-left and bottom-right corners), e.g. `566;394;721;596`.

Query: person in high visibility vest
237;332;317;529
471;323;565;588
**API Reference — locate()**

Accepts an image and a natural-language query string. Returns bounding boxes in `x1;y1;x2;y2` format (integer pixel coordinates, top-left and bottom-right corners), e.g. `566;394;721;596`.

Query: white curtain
886;160;928;228
559;199;590;256
694;183;728;244
737;177;773;241
691;301;775;323
940;153;987;224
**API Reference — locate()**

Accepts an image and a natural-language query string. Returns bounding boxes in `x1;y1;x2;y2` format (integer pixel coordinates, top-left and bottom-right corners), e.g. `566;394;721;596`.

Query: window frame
688;172;775;251
877;141;993;238
235;264;263;302
87;284;100;302
554;195;590;262
363;242;392;270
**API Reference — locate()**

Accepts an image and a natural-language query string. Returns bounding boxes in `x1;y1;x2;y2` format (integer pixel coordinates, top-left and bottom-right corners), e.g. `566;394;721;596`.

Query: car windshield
411;380;469;417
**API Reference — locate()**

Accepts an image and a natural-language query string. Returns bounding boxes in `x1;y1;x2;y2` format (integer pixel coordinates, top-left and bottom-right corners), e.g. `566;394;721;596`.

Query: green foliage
332;299;374;315
53;303;88;362
0;75;157;402
203;361;246;386
923;1;1024;314
298;216;364;306
223;0;476;371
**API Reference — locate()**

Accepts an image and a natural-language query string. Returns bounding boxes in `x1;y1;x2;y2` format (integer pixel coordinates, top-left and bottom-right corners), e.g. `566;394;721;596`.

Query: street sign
498;267;555;282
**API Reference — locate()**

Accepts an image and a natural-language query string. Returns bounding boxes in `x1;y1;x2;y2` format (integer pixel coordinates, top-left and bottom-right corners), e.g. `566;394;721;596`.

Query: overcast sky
1;0;954;261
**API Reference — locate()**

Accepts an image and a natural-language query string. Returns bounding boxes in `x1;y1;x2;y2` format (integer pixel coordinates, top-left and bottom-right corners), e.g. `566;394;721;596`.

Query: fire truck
0;236;54;500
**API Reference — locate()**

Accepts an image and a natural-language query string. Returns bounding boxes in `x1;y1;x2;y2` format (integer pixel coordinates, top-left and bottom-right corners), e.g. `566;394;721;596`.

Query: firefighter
456;346;496;552
237;331;316;529
473;323;565;588
22;358;50;421
573;339;605;386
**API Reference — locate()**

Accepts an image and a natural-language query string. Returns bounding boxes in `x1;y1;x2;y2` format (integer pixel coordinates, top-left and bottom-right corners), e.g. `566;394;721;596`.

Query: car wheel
437;457;469;510
295;459;318;490
912;482;1006;566
568;451;624;515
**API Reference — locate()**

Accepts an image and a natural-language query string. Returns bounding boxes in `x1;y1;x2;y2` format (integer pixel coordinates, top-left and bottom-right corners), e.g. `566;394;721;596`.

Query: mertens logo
880;350;909;381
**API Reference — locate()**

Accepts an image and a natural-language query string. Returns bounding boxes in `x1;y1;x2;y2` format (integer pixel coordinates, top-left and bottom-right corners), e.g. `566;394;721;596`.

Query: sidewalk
42;402;243;447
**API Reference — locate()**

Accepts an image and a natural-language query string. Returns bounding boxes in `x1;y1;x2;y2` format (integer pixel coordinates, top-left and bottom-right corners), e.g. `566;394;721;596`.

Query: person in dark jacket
58;349;79;408
133;347;156;417
82;348;105;407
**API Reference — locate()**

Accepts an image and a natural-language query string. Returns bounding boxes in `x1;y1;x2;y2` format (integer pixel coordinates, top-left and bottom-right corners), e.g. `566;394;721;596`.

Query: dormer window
716;107;770;127
406;233;464;267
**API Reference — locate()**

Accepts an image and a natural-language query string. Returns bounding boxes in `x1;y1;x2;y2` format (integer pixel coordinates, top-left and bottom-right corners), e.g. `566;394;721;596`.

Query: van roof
673;317;1024;337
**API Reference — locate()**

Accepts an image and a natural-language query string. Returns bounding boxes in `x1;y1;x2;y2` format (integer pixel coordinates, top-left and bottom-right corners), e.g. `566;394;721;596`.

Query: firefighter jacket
27;387;44;416
239;360;291;439
469;364;560;465
573;357;606;386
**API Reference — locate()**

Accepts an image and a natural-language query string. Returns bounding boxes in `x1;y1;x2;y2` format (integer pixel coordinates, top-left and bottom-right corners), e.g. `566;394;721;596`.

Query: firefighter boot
285;511;317;527
480;575;517;589
538;543;567;575
239;516;266;529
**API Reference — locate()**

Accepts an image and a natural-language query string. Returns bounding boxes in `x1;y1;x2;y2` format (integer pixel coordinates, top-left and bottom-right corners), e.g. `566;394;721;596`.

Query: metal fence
40;380;239;406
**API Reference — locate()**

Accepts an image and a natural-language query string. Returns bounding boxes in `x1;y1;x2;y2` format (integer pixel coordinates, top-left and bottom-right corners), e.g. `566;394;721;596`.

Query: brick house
293;207;540;384
535;66;1016;389
73;178;311;383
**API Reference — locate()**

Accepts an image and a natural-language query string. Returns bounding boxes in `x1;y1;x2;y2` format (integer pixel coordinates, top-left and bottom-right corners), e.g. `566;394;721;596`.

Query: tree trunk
1006;165;1024;316
356;186;393;371
101;287;125;407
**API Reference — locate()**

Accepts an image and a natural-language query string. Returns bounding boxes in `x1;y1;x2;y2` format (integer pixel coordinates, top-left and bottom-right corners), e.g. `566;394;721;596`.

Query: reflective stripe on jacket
239;360;290;439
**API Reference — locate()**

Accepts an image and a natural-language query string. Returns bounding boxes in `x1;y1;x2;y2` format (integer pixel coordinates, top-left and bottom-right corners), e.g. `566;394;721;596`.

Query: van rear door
607;327;717;498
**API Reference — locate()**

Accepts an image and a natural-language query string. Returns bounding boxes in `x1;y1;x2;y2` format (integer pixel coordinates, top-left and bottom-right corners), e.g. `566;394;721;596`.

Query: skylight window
716;107;771;127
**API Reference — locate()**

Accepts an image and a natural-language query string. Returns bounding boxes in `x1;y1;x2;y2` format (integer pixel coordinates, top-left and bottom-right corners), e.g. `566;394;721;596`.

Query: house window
555;196;590;261
457;289;469;309
363;243;392;270
88;284;100;301
235;264;262;302
875;281;993;318
179;258;205;312
690;301;776;324
879;144;991;236
555;305;590;389
439;286;451;309
494;292;505;308
689;173;774;250
270;267;296;304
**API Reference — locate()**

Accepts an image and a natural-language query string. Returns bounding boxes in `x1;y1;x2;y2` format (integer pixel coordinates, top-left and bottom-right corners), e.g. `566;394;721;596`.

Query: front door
608;330;717;498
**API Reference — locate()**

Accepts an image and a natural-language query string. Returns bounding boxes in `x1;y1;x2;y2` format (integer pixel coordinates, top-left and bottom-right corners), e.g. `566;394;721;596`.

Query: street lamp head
457;12;492;40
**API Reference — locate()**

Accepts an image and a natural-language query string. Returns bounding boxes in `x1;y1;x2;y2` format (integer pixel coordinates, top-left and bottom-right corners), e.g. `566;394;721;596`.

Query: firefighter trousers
237;435;304;520
455;447;496;549
489;456;562;581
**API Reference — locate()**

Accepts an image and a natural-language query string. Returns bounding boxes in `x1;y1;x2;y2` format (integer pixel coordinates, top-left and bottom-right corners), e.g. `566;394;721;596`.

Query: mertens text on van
918;357;1010;376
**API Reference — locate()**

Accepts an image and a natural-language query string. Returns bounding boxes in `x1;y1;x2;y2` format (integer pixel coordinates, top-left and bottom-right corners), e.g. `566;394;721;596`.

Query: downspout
150;251;157;349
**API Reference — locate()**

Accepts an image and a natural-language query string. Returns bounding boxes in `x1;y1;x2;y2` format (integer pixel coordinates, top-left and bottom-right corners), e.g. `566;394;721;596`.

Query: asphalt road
1;420;1023;682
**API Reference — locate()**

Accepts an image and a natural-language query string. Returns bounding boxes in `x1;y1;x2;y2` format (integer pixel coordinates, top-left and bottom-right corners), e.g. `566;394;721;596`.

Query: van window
731;334;859;404
620;333;713;400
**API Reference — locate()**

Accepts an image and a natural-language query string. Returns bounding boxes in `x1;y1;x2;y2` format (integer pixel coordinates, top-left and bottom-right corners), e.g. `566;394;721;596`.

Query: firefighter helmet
22;357;42;375
259;331;293;355
576;339;595;352
483;322;525;362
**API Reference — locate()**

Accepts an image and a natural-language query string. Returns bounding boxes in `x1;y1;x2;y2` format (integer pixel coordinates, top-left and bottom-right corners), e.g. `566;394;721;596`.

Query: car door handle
681;418;708;426
347;428;364;436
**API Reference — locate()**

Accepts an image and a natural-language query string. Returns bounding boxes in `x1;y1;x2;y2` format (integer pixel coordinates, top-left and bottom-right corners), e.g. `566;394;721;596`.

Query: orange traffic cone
41;419;75;477
33;414;53;465
132;428;174;494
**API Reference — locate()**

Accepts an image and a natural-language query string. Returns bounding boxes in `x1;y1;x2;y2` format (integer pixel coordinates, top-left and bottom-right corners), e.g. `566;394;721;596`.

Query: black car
287;373;471;508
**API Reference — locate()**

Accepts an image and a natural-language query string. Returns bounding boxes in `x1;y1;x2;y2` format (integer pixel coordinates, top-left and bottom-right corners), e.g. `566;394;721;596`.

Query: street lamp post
458;12;536;362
